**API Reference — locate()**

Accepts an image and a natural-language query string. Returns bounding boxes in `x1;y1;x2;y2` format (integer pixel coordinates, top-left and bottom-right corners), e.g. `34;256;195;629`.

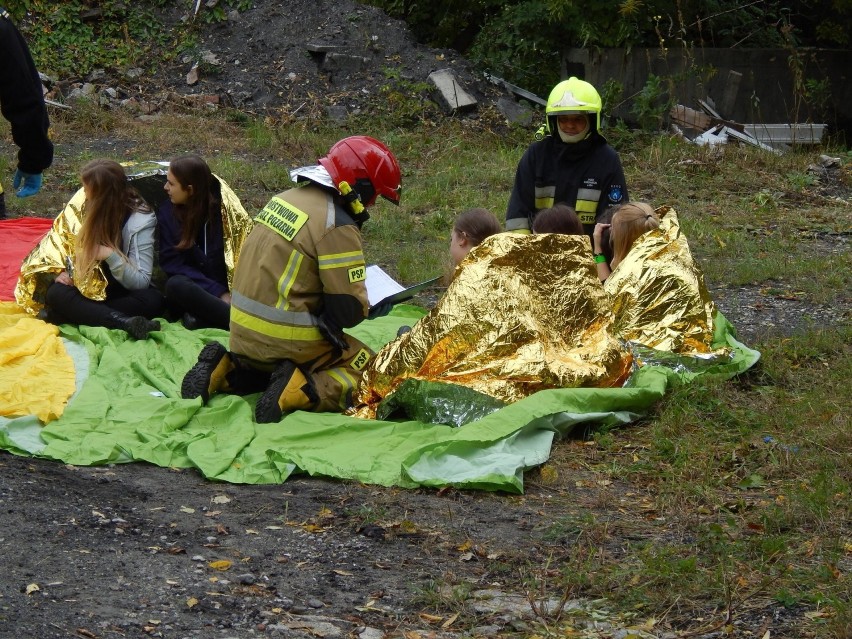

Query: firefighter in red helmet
181;136;402;423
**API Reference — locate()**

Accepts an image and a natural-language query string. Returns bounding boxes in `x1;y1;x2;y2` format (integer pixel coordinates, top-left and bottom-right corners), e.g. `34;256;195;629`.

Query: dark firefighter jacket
505;132;627;237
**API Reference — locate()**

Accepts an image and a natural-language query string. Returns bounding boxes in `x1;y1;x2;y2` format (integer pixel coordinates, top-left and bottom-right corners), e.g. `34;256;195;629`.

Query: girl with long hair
592;202;660;281
43;159;163;339
157;154;230;329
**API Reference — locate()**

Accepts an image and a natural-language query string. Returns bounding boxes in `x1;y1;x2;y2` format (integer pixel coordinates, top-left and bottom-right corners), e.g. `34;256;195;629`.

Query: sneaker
254;360;318;423
180;342;233;403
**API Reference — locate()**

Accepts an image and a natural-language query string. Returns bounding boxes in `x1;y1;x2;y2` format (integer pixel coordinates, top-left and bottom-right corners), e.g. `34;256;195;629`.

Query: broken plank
483;73;546;106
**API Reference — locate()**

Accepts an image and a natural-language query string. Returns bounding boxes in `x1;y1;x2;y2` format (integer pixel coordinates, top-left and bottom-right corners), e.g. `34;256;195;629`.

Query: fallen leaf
333;569;353;576
245;528;259;535
208;560;232;571
186;597;198;609
25;583;40;595
804;610;831;619
825;563;841;579
76;630;97;638
539;465;558;484
441;612;459;628
205;511;222;517
418;613;443;623
180;506;195;514
738;474;765;489
212;495;231;504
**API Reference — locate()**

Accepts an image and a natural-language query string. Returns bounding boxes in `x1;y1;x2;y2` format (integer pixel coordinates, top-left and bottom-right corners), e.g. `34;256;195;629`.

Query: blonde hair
75;159;148;277
609;202;660;267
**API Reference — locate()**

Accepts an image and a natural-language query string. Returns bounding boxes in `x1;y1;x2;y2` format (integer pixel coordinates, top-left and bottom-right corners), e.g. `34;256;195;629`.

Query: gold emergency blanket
354;233;634;418
604;206;720;355
15;163;253;315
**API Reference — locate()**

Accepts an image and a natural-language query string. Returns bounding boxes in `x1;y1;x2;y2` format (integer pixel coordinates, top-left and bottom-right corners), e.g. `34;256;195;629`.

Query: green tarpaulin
0;306;759;493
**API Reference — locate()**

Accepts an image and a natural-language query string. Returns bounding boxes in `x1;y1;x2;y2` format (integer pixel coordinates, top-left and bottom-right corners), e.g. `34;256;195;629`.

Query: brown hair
609;202;660;267
532;203;583;235
453;208;501;247
168;154;221;250
75;159;148;277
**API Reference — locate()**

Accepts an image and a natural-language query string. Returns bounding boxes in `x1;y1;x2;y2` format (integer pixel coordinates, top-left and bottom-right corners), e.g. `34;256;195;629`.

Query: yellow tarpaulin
0;301;75;423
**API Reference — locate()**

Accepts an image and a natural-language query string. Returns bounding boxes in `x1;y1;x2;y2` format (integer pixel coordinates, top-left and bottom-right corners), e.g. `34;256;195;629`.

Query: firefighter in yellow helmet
506;77;628;239
181;136;402;423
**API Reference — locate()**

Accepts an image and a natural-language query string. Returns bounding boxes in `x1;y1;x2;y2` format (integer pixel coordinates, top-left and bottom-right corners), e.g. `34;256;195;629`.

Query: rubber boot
107;311;161;340
254;360;318;424
181;342;234;403
181;312;199;330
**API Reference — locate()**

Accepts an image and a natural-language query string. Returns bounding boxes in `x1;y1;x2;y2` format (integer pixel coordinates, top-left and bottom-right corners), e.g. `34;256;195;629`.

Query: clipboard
366;265;441;310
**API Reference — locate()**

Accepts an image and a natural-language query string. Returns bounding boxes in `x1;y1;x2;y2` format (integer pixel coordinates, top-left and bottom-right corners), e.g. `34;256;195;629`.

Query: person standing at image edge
0;7;53;219
506;76;628;237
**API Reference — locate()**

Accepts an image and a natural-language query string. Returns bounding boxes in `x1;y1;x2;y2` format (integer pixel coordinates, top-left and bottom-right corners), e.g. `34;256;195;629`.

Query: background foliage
366;0;852;97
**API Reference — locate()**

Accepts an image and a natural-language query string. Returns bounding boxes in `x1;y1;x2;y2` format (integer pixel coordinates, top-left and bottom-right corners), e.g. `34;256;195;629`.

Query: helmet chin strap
558;128;590;143
337;180;365;215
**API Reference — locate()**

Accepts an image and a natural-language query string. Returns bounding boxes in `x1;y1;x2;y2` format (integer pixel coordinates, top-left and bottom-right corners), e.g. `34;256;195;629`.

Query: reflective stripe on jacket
229;184;368;365
505;134;628;236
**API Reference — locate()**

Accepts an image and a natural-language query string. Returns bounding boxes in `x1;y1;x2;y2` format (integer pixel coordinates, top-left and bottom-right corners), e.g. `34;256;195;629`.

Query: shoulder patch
607;185;625;204
255;197;309;241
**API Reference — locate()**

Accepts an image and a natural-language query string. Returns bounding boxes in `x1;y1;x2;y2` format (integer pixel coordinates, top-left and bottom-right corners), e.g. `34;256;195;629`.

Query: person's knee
164;274;192;298
45;281;74;306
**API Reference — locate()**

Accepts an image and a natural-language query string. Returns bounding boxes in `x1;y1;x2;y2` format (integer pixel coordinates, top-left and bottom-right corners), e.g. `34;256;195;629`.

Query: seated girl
594;202;719;355
531;203;583;235
448;207;502;268
353;206;633;420
38;159;164;339
156;155;235;330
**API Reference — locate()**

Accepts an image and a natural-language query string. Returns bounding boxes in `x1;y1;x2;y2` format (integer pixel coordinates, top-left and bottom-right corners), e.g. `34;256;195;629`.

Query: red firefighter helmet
319;136;401;208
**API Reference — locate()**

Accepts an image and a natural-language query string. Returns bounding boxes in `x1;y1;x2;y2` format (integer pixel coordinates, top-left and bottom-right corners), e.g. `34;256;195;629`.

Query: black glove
368;300;394;319
317;315;349;355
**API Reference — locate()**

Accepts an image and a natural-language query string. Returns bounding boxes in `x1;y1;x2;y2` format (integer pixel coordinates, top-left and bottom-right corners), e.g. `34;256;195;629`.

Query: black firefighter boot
107;311;161;340
181;341;235;404
254;360;319;424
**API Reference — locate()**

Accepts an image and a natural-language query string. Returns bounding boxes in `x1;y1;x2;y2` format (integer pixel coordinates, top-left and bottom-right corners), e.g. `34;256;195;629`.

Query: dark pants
164;274;230;330
45;274;164;327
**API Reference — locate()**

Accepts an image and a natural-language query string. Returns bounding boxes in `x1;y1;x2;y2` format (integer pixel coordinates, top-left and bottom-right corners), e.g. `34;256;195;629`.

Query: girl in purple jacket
157;155;230;330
